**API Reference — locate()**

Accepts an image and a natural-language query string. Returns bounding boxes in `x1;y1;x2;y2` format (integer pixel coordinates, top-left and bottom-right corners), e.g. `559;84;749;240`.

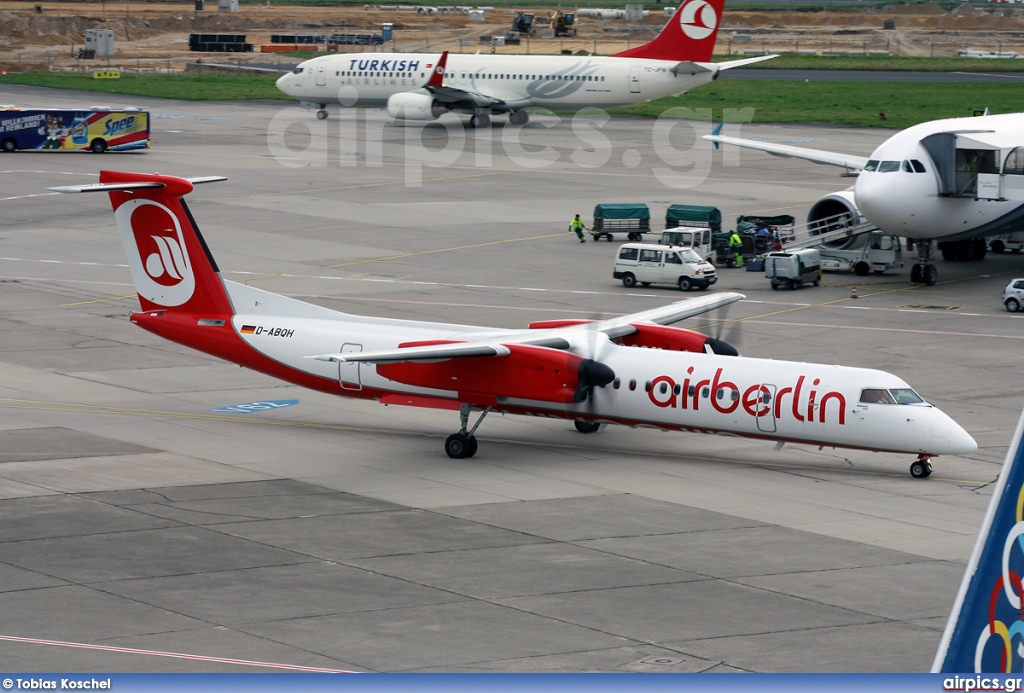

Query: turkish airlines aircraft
274;0;773;127
706;113;1024;286
52;171;977;477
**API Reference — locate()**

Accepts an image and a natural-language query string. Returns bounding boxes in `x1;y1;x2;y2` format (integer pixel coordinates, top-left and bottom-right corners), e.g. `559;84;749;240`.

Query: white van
613;243;717;291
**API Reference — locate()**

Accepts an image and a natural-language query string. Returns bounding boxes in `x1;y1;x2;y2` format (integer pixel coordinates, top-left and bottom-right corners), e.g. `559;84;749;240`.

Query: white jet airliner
274;0;774;127
706;112;1024;285
52;171;976;477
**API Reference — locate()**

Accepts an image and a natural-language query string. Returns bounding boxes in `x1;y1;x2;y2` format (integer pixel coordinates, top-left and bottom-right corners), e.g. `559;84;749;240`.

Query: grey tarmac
0;84;1020;672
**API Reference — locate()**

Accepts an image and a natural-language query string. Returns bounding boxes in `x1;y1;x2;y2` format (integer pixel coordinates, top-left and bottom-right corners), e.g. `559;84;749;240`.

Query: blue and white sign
210;399;299;414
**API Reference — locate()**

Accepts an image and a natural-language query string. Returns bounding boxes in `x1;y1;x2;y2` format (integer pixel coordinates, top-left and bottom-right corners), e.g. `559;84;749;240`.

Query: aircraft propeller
704;303;742;357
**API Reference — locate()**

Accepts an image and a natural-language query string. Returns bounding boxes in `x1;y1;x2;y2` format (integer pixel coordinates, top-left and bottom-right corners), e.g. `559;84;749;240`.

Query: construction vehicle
550;9;576;37
512;11;535;37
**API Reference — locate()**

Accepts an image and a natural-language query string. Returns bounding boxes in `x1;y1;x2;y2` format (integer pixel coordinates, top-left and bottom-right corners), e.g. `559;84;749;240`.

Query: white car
1004;278;1024;312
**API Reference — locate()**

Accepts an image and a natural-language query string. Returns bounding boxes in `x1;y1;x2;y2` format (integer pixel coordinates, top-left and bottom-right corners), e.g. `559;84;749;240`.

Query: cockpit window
890;388;924;404
860;389;896;404
860;388;925;404
864;160;879;172
878;161;901;173
911;159;926;173
902;160;913;173
292;67;304;74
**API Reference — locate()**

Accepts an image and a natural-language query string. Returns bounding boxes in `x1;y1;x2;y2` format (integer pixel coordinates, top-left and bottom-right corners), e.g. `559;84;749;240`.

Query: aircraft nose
949;423;978;455
930;411;978;455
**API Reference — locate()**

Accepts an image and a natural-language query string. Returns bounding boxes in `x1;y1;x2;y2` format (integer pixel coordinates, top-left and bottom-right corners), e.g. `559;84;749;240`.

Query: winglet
426;51;448;88
710;122;724;150
932;406;1024;672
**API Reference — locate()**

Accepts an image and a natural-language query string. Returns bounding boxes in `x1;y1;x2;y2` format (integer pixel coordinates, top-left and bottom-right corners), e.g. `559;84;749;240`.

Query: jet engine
386;91;447;121
806;188;865;250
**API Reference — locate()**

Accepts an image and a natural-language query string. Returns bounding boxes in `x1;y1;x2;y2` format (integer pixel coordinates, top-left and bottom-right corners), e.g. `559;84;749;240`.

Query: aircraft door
755;384;777;433
629;66;641;94
316;61;327;87
338;343;363;390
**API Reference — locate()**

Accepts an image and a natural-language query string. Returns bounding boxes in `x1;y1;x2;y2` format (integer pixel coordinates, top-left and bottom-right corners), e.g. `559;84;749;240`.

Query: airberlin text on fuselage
347;59;421;72
648;367;847;425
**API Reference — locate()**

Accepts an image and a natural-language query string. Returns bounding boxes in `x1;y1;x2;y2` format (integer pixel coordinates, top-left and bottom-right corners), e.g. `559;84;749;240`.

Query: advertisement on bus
0;108;150;153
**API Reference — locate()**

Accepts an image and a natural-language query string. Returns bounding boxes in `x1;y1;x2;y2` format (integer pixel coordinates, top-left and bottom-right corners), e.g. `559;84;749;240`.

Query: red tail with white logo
101;170;234;317
426;50;448;88
611;0;724;62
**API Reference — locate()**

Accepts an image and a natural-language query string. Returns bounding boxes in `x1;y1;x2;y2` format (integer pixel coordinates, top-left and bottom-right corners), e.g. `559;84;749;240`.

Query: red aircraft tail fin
611;0;724;62
426;51;449;88
53;171;233;317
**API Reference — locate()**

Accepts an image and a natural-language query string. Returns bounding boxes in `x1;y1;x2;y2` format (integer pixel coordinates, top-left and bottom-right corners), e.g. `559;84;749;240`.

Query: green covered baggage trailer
590;203;651;241
664;204;721;234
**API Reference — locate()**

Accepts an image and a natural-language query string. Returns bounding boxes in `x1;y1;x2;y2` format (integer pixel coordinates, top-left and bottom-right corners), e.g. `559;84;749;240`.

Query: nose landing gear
445;403;492;459
910;239;937;286
910;455;933;478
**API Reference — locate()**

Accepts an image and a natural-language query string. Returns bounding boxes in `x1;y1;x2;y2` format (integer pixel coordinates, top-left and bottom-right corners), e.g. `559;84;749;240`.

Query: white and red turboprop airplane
705;113;1024;286
274;0;774;127
52;171;977;477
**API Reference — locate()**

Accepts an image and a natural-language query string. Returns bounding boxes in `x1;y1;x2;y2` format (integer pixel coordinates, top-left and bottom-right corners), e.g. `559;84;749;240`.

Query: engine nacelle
386;91;446;121
807;188;866;250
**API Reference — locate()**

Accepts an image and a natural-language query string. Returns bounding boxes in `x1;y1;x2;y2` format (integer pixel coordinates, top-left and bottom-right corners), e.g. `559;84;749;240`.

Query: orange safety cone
851;285;858;299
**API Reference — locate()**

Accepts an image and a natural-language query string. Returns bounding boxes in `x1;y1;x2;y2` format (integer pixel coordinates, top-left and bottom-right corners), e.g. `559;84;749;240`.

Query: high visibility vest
571;218;584;230
729;234;742;248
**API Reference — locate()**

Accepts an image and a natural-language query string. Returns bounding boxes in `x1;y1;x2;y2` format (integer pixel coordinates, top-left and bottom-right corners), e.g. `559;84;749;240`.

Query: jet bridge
921;130;1021;201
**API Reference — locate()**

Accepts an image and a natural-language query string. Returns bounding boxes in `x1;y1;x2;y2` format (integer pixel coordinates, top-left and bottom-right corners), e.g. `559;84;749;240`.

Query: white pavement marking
0;634;354;673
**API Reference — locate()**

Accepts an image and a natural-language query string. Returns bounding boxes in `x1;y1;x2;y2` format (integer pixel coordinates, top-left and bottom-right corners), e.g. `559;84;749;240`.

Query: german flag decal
240;325;257;334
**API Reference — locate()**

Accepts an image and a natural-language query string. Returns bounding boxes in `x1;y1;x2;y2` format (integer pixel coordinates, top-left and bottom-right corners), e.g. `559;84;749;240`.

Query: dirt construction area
2;0;1024;73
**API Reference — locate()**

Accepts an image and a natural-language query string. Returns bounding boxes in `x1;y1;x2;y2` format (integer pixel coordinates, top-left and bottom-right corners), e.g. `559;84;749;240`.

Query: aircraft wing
675;55;776;77
419;49;527;111
307;293;744;364
704;129;870;170
594;292;744;339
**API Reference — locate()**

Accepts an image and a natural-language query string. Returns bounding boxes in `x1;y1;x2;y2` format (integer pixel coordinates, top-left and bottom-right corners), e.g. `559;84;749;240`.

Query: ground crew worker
728;230;744;268
570;214;588;243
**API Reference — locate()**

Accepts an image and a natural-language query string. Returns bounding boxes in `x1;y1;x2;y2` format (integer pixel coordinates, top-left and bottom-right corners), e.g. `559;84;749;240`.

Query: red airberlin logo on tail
679;0;718;40
114;199;196;306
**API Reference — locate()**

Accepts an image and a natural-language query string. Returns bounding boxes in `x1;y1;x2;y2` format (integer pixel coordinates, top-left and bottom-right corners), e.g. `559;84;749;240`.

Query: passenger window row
605;379;741;401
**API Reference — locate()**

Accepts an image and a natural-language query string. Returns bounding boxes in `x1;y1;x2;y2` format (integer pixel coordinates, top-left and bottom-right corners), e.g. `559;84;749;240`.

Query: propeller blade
704;302;742;356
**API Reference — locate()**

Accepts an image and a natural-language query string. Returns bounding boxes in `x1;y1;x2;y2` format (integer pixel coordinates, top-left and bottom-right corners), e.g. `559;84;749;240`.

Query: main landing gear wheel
446;403;491;458
316;109;328;120
445;433;477;459
574;420;601;434
508;110;529;126
909;458;933;479
470;113;491;128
